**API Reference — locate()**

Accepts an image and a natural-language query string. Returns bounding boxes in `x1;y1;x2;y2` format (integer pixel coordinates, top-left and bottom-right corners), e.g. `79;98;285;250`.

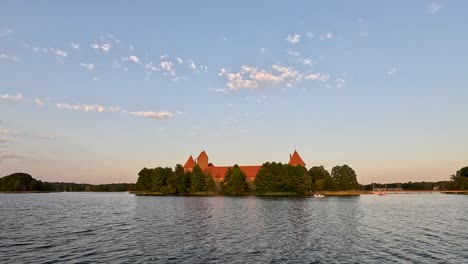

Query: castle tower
183;155;196;172
197;151;209;171
288;150;306;166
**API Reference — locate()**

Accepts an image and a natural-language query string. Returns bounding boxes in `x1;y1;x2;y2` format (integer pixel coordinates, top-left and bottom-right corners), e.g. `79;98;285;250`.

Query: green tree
189;165;206;193
253;162;309;194
451;166;468;190
331;165;359;191
221;165;250;195
174;164;188;193
309;166;330;191
323;175;337;191
136;168;152;191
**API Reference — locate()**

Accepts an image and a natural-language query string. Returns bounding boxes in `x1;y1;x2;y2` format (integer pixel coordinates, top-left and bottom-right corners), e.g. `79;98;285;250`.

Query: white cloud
218;64;303;90
319;32;333;40
286;33;301;44
0;54;19;62
91;43;111;53
92;77;100;81
56;101;173;120
51;49;68;57
129;55;140;64
260;48;265;54
80;63;95;71
176;57;183;64
187;59;196;70
145;62;157;71
215;88;229;94
160;61;175;75
427;2;443;14
299;57;313;65
71;43;80;49
305;73;330;82
0;93;23;101
130;111;173;119
387;67;398;76
56;103;106;112
306;32;314;39
129;45;134;51
101;43;111;53
34;98;45;106
286;50;301;57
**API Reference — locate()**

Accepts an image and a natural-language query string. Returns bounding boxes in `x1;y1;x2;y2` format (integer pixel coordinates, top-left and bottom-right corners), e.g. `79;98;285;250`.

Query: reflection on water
0;193;467;263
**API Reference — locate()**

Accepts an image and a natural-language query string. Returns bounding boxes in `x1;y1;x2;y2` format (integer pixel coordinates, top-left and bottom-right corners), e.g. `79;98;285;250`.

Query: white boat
314;194;325;198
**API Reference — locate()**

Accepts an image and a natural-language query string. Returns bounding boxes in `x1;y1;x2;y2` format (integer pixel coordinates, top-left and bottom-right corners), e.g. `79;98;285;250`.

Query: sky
1;1;467;184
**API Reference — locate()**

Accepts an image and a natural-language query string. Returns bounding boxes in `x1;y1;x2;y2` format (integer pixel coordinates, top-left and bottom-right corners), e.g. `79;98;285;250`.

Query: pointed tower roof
183;155;196;168
197;150;208;159
288;150;306;166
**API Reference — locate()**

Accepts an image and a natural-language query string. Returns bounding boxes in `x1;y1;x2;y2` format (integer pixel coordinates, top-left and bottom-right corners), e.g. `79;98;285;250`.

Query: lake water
0;193;467;263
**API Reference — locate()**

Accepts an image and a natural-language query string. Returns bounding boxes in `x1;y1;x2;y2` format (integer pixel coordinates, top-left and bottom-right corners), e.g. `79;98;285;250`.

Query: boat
314;193;325;198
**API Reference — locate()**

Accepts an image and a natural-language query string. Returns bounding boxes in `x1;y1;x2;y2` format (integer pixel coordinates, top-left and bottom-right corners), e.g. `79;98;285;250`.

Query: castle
183;150;306;181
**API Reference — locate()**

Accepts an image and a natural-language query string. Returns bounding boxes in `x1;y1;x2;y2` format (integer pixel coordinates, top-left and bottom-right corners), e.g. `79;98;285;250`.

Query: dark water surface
0;193;467;263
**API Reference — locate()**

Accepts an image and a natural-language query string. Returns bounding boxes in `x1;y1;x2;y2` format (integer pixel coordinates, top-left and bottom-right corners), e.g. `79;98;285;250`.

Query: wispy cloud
71;43;80;49
80;63;95;71
319;32;333;40
286;33;301;44
129;55;140;64
122;55;141;64
51;48;68;58
0;54;20;63
57;103;106;112
387;66;398;76
0;28;13;38
56;101;173;120
219;65;303;90
129;111;173;119
34;98;45;106
0;93;23;101
427;2;443;14
160;61;175;75
0;129;56;141
91;43;111;53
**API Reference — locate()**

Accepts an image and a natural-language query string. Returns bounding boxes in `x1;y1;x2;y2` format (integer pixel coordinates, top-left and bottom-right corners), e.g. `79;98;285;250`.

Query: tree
136;168;152;191
323;175;337;191
309;166;330;191
451;166;468;190
174;164;188;193
221;165;250;195
253;162;309;194
189;165;206;193
331;165;359;191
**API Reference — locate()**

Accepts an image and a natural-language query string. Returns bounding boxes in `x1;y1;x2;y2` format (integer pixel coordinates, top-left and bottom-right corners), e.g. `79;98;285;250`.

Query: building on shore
182;150;306;182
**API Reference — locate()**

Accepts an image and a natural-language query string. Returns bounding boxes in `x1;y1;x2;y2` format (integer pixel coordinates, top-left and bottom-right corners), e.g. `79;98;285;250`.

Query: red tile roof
288;150;306;166
183;155;196;168
206;165;261;179
197;150;208;159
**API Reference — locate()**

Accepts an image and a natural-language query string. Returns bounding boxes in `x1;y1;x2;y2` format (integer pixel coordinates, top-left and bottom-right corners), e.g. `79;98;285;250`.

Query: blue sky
1;1;467;184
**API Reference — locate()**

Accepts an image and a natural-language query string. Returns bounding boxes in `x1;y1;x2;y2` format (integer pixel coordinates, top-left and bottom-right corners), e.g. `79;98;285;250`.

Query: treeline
136;163;360;195
363;166;468;191
136;164;215;194
0;173;135;192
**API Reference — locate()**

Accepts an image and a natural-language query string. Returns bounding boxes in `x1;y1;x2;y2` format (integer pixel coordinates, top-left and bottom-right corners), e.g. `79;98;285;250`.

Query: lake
0;193;466;263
